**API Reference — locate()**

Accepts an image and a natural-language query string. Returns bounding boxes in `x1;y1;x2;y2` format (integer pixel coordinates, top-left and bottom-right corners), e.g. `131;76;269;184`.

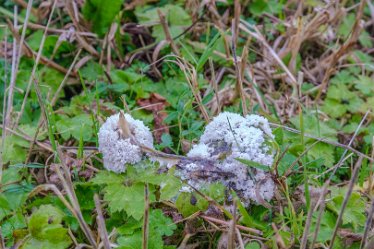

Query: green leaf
19;205;71;249
104;183;154;220
196;32;221;72
322;99;347;118
91;171;124;185
235;158;271;171
308;143;335;168
248;0;283;16
149;209;177;237
354;75;373;95
160;174;182;201
290;113;337;140
1;212;27;239
0;135;28;164
310;210;336;243
245;241;261;249
56;114;93;141
135;5;192;42
175;192;208;217
328;189;365;229
82;0;123;36
117;209;176;249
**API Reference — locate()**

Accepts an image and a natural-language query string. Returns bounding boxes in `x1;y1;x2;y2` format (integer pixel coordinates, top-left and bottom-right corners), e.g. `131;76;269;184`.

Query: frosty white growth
98;111;275;206
185;112;275;205
98;112;154;173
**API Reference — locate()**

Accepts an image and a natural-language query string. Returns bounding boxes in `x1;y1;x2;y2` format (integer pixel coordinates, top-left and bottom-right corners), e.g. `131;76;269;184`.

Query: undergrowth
0;0;373;248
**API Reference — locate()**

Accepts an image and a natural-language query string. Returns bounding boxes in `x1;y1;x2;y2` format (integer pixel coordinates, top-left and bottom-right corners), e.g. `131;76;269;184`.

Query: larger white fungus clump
185;112;275;205
98;113;154;173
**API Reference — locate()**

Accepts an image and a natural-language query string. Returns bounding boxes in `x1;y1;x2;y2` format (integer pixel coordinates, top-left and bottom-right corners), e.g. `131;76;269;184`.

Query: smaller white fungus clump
98;113;154;173
184;112;275;205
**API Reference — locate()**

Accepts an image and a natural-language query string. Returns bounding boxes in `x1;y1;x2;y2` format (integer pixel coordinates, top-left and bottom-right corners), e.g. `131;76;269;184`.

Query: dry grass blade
239;21;298;87
200;215;262;235
4;6;18;134
28;184;76;217
315;0;366;100
157;8;180;56
235;228;245;249
329;156;363;248
164;56;210;122
209;58;221;114
0;231;5;249
56;148;97;248
232;0;248;115
13;0;58;128
227;201;236;249
271;223;286;248
5;0;33;128
94;194;111;249
227;219;235;249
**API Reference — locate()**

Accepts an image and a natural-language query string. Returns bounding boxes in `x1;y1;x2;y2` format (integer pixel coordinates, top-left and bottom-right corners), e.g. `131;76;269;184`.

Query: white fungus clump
184;112;275;205
98;113;154;173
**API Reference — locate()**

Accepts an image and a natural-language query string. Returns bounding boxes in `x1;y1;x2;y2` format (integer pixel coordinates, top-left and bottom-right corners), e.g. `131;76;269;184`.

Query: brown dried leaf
118;110;132;139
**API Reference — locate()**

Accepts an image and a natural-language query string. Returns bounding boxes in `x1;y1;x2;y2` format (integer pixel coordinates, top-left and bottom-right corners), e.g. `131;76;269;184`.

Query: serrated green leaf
354;75;373;95
328;190;365;228
104;183;154;220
